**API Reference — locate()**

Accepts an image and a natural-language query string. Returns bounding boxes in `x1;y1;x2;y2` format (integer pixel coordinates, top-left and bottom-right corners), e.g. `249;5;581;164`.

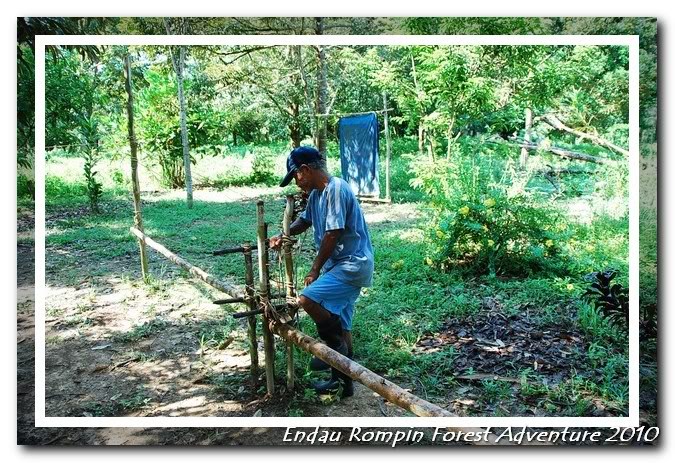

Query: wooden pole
129;227;244;297
282;195;296;391
243;242;259;383
124;54;149;283
256;201;275;396
383;93;392;202
269;320;500;444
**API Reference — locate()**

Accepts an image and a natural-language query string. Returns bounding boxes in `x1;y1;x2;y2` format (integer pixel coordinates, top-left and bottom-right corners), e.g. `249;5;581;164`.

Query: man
269;146;374;398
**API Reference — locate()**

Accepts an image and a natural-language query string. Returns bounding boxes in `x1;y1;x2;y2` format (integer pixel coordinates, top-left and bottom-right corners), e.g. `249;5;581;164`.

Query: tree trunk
176;46;193;208
519;107;532;169
163;18;193;208
124;54;149;283
289;101;302;148
294;46;318;147
314;18;328;157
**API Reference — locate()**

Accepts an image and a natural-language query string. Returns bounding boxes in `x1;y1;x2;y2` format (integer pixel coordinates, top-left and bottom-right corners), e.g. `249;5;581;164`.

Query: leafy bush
83;150;103;213
46;175;86;201
17;175;35;199
408;154;567;276
250;149;277;185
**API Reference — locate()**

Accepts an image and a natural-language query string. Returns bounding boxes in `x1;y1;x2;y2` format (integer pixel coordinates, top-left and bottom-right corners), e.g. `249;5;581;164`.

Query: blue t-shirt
300;177;374;288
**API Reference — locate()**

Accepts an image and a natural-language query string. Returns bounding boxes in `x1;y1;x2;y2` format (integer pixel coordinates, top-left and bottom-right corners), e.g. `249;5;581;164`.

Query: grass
38;138;644;418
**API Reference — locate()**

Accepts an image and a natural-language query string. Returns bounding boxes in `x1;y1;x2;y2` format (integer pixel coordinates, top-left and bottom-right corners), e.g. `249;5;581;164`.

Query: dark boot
312;315;354;398
312;367;354;398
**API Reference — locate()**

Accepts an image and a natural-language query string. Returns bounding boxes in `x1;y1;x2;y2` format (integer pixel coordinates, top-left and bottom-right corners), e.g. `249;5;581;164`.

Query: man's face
294;165;312;193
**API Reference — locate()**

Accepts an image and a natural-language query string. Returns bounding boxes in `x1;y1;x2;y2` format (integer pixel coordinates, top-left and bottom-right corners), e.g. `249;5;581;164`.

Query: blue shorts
300;272;362;330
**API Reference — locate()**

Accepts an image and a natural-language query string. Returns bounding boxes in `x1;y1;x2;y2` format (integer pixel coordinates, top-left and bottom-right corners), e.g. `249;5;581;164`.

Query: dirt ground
18;192;418;445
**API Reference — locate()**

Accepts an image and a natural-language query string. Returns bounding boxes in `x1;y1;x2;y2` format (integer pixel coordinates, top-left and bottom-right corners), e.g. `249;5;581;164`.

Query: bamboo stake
129;227;244;297
243;242;259;383
124;54;149;283
282;195;296;391
256;201;275;396
383;93;392;201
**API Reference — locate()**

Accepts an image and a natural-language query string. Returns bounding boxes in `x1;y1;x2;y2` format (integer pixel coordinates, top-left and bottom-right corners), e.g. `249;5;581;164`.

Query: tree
163;18;194;208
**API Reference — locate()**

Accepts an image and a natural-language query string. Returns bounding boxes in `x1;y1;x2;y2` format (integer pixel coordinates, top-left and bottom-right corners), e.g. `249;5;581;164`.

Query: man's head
280;146;327;192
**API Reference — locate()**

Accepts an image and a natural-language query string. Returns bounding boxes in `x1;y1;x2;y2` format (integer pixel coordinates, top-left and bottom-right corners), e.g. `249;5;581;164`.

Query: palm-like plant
583;269;629;330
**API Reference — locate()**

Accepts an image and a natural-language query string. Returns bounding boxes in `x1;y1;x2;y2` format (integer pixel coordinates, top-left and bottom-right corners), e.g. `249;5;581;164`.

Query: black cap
279;146;322;187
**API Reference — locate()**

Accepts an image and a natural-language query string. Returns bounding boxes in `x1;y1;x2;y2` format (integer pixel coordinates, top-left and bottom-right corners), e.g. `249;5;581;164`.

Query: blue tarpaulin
338;112;380;197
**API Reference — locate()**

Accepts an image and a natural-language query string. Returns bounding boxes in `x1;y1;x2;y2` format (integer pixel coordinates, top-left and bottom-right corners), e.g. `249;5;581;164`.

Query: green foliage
17;175;35;199
582;269;629;331
138;68;225;188
408;153;566;276
250;149;277;185
83;150;103;213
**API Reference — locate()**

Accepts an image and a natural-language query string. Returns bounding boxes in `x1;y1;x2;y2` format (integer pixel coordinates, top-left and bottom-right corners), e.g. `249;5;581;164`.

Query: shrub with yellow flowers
408;154;569;276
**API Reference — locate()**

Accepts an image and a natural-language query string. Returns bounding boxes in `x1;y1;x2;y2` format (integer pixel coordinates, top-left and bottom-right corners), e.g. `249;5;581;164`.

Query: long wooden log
539;113;629;157
270;320;500;444
129;227;244;298
490;139;617;165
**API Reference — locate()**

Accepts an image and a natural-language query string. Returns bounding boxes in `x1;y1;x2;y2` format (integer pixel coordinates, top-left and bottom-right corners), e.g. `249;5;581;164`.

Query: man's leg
298;295;333;324
297;295;353;397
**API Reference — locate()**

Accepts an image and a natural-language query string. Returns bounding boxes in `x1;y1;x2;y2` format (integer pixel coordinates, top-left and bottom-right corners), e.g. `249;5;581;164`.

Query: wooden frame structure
128;196;501;442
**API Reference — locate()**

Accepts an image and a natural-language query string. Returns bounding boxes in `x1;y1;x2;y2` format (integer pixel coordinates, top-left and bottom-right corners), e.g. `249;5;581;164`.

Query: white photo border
34;33;640;428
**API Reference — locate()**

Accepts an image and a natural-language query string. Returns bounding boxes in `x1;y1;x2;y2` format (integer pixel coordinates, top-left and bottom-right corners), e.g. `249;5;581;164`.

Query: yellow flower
566;284;574;291
545;239;554;247
436;229;444;238
459;206;470;216
487;239;495;247
482;225;489;231
484;198;496;208
425;257;433;266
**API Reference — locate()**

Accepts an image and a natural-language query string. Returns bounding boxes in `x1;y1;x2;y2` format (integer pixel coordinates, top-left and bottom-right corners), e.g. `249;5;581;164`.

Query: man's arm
269;218;311;250
289;217;311;236
305;228;344;286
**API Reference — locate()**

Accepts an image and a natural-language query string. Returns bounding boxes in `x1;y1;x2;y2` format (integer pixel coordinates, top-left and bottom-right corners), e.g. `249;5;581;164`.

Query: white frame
34;33;640;428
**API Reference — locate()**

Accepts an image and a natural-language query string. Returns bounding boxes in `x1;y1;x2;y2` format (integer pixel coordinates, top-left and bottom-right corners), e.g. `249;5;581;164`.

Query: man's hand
269;234;283;250
304;269;320;287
